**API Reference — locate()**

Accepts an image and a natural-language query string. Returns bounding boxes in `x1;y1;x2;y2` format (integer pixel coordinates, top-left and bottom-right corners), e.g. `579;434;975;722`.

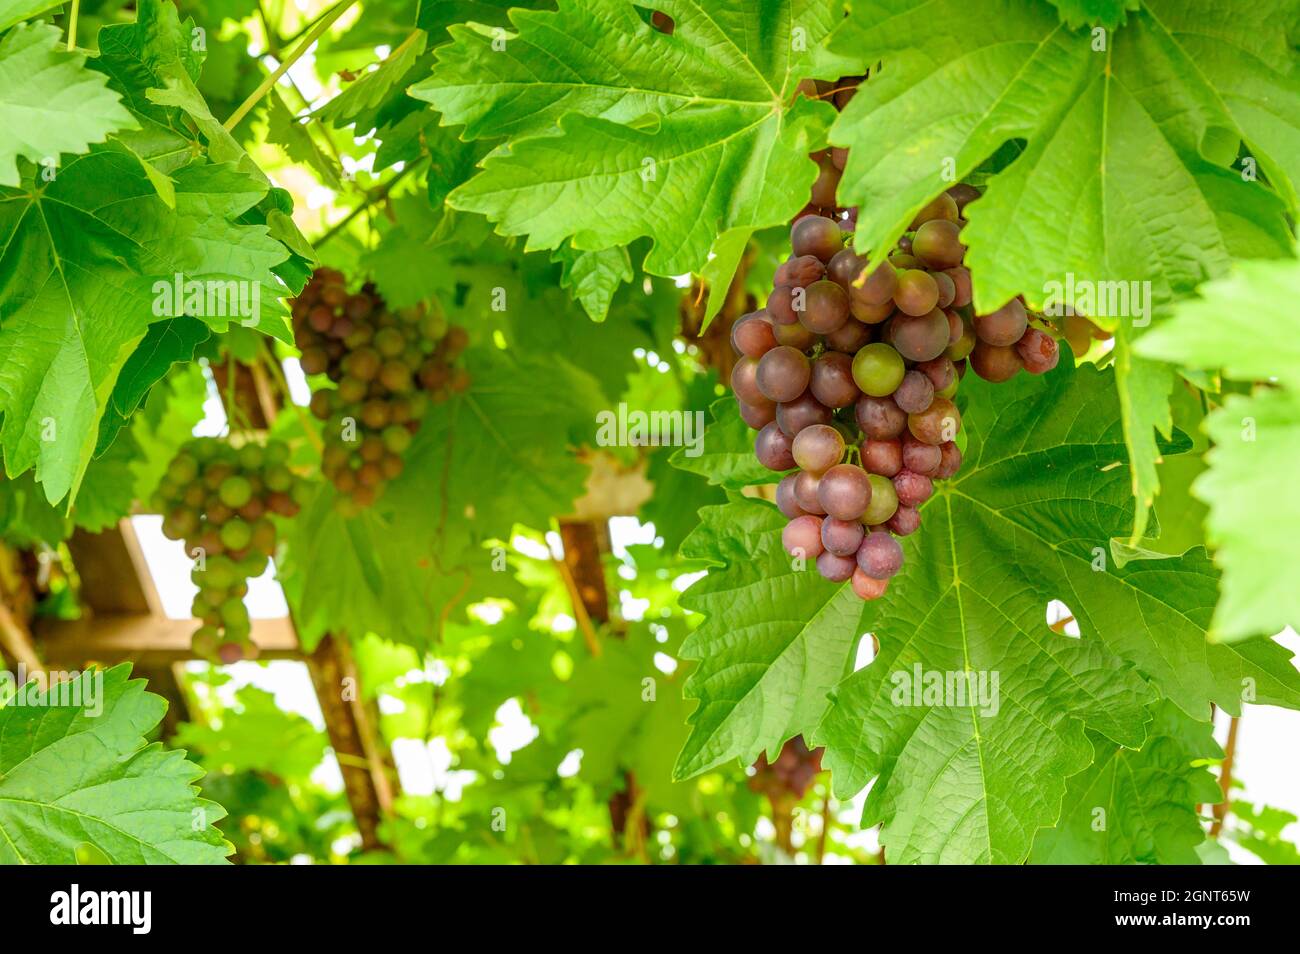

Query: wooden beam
34;614;300;668
67;520;162;616
305;634;394;851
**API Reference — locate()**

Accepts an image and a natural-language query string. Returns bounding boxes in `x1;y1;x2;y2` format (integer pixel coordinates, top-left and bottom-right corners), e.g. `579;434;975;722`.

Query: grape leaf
411;0;852;276
174;686;327;778
1136;250;1300;392
0;21;136;187
1043;0;1140;29
0;2;67;32
813;362;1300;863
267;91;341;189
0;152;290;504
1137;253;1300;641
672;499;865;779
317;29;428;134
281;348;602;647
1030;701;1222;864
95;314;211;454
827;0;1297;541
551;244;632;322
1192;390;1300;642
0;665;231;864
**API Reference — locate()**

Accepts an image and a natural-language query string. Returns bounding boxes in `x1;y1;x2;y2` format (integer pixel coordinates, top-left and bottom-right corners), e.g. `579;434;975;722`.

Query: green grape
851;343;905;397
219;518;252;551
218;475;253;508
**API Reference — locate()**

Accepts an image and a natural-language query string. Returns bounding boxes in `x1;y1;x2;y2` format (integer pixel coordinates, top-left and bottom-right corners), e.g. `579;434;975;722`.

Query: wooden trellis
13;518;396;851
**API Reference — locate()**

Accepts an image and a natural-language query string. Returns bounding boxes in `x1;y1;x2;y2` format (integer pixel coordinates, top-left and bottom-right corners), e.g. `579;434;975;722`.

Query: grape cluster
731;184;1061;601
747;736;824;801
155;438;306;663
291;268;469;509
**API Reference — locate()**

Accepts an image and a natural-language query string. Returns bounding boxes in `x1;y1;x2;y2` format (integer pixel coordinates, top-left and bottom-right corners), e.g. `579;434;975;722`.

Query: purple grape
809;352;859;409
886;505;921;536
816;550;857;582
767;285;799;325
793;469;826;515
892;370;935;414
738;400;777;429
776;390;833;437
901;435;941;476
862;438;902;478
855;394;907;440
973;298;1028;346
934;441;962;479
791;424;844;474
798;280;850;335
825;317;873;354
782;514;824;558
755;346;810;403
732;312;777;358
852;568;889;600
890;309;950;362
755;422;796;471
775;254;825;288
776;473;805;519
791;215;843;262
1016;327;1060;374
856;530;904;580
821;517;865;557
893;470;934;507
817;463;872;520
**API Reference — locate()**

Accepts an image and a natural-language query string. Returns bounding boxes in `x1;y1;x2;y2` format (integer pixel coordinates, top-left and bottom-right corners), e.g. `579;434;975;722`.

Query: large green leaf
826;0;1296;541
1030;701;1222;864
0;153;289;504
412;0;852;275
1137;253;1300;641
0;21;136;187
672;499;865;779
0;665;230;864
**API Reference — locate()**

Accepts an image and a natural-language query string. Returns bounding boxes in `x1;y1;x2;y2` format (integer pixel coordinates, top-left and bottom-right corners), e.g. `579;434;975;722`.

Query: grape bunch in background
748;736;824;801
155;438;307;662
731;183;1060;601
291;268;470;509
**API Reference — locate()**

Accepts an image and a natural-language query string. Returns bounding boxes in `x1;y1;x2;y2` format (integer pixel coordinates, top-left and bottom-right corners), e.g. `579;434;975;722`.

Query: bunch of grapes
747;736;824;801
154;438;306;663
731;183;1060;601
290;268;469;508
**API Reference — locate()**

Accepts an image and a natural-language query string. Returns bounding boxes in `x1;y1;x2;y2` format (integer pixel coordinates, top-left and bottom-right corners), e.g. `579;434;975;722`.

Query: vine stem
1209;715;1241;837
314;162;419;248
223;0;358;132
65;0;79;50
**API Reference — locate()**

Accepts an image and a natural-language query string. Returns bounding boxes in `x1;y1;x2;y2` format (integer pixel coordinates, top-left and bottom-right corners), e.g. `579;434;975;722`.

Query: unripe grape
861;474;899;525
852;343;905;397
